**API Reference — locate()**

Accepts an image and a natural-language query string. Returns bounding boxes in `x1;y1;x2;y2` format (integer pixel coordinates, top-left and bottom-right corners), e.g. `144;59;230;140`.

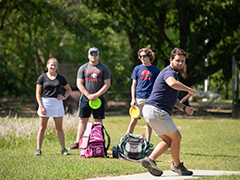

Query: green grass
0;114;240;179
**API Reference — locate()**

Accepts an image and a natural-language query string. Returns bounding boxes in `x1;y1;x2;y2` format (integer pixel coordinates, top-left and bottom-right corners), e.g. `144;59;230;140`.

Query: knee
79;119;88;126
95;119;102;123
55;125;63;132
163;139;171;147
130;118;138;125
39;125;47;132
176;133;182;142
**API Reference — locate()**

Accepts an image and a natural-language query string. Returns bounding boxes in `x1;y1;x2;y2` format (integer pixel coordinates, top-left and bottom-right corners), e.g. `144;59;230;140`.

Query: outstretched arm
175;99;194;115
165;76;195;115
165;76;195;96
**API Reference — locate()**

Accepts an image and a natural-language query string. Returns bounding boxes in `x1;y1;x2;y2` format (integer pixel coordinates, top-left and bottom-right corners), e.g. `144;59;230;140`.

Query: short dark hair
138;48;155;63
170;48;186;60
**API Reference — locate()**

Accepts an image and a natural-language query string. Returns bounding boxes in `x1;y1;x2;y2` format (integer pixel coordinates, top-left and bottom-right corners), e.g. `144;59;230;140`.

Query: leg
145;122;152;143
93;97;105;124
141;134;168;177
126;117;138;134
167;130;181;166
128;98;146;135
149;134;171;160
68;95;90;150
53;117;65;149
37;117;49;150
76;117;89;142
168;131;193;176
94;118;102;123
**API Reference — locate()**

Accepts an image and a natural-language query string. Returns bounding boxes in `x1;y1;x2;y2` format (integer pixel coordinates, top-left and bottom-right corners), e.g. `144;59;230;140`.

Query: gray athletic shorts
142;104;178;136
135;98;147;118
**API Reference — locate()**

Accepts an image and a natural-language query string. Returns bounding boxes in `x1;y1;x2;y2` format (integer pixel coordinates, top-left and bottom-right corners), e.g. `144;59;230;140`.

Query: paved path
85;170;240;180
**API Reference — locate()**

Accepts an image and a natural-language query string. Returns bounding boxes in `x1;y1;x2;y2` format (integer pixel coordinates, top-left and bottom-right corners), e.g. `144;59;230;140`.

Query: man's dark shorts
78;95;105;119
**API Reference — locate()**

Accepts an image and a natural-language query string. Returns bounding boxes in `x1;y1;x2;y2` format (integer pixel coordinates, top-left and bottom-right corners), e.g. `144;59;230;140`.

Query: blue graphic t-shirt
131;64;160;99
145;65;179;115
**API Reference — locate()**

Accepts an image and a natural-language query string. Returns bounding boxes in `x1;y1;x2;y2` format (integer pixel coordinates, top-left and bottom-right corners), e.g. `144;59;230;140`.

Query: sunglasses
90;53;98;56
140;55;148;58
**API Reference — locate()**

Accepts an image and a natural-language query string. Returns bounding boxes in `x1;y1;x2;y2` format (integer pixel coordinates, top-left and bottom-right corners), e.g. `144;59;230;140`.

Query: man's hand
130;99;136;108
87;94;98;101
189;89;196;97
185;106;194;115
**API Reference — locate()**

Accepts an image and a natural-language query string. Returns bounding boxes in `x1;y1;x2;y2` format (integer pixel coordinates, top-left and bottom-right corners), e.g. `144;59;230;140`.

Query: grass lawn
0;113;240;180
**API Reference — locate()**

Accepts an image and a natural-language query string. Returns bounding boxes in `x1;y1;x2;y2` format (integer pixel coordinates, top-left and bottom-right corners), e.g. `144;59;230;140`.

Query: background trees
0;0;132;98
1;0;239;99
83;0;240;87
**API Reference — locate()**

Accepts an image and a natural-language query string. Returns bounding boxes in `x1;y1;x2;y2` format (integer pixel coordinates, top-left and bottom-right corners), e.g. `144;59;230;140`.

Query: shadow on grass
164;150;239;158
184;153;239;158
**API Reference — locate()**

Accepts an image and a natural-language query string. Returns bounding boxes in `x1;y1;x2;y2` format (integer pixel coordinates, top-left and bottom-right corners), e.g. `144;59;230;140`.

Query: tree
82;0;240;93
0;0;133;98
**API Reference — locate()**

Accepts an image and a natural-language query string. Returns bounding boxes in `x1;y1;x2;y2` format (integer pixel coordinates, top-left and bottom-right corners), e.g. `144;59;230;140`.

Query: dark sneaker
68;142;79;150
34;149;42;156
170;161;193;176
147;142;154;148
141;157;163;176
61;148;70;155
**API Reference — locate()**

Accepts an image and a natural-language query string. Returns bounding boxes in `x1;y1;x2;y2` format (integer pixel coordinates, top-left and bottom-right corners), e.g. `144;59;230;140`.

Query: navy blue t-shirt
145;65;179;115
131;64;160;99
36;73;68;98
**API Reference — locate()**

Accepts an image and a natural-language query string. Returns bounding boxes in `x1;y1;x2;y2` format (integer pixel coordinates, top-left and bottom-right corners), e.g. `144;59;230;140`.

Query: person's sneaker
62;148;70;155
170;161;193;176
141;157;163;176
34;149;42;156
68;142;79;150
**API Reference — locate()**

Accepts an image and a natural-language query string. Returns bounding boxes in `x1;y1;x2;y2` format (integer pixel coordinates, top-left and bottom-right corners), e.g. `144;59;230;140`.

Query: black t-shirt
36;73;68;98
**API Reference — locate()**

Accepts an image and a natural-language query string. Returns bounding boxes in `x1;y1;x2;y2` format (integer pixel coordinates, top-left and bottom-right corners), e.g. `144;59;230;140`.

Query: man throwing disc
141;47;195;176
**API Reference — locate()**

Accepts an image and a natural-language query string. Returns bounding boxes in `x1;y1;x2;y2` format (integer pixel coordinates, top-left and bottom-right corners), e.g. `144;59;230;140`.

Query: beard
171;64;183;73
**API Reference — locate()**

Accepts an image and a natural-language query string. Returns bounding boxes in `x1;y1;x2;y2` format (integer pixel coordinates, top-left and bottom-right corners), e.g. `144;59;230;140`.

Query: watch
63;95;66;99
183;105;187;112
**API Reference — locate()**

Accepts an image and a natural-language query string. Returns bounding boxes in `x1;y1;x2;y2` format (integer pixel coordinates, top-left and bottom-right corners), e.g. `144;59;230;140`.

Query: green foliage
83;0;240;88
0;115;240;179
1;0;240;98
0;0;133;97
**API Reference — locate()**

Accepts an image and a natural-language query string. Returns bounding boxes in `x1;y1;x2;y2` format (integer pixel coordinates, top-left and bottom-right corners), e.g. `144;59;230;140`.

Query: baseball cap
88;47;99;54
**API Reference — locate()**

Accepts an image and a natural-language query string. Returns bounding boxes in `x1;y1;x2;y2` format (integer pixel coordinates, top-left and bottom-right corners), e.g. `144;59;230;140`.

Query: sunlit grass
0;114;240;180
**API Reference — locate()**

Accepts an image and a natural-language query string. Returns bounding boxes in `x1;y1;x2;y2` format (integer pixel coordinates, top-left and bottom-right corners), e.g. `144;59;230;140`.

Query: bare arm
130;79;137;107
36;84;46;115
166;77;195;115
77;78;111;101
165;77;195;96
175;99;194;115
93;78;111;99
57;84;72;100
77;78;90;97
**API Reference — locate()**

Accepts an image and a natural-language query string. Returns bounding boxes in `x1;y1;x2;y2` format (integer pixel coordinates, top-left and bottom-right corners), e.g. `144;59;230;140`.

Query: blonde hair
46;58;60;72
47;58;58;65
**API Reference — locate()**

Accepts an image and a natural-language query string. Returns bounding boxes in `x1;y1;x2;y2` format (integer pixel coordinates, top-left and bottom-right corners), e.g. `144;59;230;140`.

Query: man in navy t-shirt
127;48;160;143
141;48;195;177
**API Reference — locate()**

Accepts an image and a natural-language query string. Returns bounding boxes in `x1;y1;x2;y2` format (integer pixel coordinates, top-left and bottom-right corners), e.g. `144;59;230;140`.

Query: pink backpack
80;122;110;158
